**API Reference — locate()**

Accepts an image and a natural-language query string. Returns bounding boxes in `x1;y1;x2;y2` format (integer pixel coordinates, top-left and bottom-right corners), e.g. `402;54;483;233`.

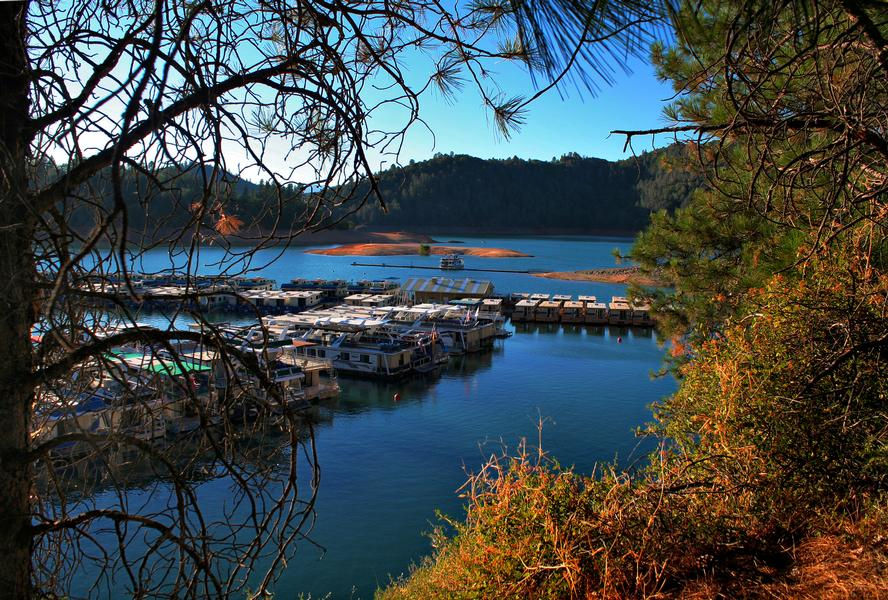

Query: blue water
125;235;638;300
76;236;674;599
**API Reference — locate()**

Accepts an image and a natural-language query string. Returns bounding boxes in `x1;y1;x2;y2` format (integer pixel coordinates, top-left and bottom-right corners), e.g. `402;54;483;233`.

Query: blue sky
244;48;679;182
379;53;677;164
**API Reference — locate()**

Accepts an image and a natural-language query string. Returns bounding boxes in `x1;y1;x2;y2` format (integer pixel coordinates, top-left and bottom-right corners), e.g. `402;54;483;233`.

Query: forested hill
62;145;698;238
343;145;698;233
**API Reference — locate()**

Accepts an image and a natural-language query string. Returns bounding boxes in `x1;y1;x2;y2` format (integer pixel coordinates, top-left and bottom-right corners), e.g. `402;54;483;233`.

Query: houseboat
388;304;495;354
282;278;349;300
283;355;340;401
584;301;609;324
631;302;654;326
607;298;633;325
32;385;169;457
534;300;563;323
344;293;372;306
439;254;465;270
231;276;276;292
288;318;424;379
104;351;220;435
478;299;510;337
511;299;539;322
561;300;585;323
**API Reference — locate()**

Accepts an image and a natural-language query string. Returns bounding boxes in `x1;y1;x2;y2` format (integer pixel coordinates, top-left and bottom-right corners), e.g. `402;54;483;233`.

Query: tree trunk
0;2;33;598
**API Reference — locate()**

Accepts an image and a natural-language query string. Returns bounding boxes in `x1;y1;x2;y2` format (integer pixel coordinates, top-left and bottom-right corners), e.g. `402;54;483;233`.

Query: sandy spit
307;243;531;258
533;266;668;286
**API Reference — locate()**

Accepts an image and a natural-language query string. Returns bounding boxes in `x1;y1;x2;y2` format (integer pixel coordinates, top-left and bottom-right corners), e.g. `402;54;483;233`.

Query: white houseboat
439;254;465;270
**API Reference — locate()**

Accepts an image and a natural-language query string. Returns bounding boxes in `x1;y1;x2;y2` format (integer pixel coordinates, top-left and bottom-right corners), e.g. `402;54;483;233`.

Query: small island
533;266;668;287
307;243;531;258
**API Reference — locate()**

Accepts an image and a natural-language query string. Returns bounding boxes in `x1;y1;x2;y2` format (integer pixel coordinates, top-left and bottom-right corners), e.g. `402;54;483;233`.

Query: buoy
617;336;623;343
393;393;401;402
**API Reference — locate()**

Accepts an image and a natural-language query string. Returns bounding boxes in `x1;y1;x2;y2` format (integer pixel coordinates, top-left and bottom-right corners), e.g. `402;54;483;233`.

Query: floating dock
508;294;653;326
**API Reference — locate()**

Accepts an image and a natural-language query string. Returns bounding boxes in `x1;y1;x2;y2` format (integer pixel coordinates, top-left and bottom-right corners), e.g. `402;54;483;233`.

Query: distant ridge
61;145;699;242
341;144;699;234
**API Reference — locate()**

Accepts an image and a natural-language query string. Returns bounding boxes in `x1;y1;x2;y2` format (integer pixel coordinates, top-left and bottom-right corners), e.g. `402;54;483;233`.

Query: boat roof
402;277;493;296
105;352;212;376
516;299;539;307
313;317;387;331
449;298;482;306
290;340;316;348
47;393;111;420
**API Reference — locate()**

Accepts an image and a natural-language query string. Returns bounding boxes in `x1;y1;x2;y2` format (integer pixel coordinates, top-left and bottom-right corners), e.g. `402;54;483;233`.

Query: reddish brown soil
307;243;530;258
533;266;668;286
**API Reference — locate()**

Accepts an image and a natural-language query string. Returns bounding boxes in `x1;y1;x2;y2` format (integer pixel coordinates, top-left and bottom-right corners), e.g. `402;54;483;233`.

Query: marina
41;281;651;456
80;272;655;326
61;236;672;599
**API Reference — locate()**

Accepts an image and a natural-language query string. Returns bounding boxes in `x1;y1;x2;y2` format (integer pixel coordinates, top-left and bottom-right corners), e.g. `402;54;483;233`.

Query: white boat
439;254;464;270
273;318;433;379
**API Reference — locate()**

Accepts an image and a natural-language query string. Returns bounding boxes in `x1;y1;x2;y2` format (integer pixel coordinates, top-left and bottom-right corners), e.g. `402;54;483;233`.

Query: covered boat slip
510;299;539;322
401;277;494;303
534;300;563;322
506;294;653;325
561;301;585;323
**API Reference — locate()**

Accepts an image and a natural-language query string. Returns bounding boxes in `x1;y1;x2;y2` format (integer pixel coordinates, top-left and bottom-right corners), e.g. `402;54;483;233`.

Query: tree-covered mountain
58;144;697;241
343;144;697;233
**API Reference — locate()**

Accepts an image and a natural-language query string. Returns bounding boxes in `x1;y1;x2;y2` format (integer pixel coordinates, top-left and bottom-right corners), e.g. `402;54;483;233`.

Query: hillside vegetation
345;146;697;232
60;145;697;243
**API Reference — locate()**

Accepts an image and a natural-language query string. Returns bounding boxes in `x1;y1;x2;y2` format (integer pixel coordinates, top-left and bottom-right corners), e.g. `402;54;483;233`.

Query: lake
76;235;675;599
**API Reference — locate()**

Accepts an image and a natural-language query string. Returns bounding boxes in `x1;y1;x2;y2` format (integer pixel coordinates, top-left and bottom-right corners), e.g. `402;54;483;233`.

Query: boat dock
79;275;655;326
508;294;653;326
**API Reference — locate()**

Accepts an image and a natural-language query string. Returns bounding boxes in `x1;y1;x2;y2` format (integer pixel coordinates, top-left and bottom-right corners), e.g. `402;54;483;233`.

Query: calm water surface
85;236;675;598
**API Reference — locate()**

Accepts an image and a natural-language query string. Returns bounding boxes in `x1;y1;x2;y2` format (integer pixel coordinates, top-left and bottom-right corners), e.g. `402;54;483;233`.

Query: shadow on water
38;418;321;499
329;349;499;415
513;322;656;341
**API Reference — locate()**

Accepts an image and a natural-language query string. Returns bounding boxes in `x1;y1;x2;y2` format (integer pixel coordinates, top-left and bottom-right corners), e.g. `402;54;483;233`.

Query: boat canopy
312;317;388;332
401;277;493;296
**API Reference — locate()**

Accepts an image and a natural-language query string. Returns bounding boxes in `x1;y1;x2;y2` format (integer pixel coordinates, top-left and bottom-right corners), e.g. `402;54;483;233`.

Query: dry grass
677;514;888;600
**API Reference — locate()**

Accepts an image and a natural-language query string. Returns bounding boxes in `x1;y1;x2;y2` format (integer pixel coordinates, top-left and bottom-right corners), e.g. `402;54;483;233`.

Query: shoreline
307;243;531;258
533;266;668;287
100;229;639;249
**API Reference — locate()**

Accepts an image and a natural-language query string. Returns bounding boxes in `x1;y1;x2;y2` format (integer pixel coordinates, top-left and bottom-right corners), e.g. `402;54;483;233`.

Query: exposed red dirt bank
307;243;531;258
533;266;668;286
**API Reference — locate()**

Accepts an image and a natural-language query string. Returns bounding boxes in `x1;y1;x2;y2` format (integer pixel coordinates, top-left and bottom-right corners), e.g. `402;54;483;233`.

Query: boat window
360;354;370;363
